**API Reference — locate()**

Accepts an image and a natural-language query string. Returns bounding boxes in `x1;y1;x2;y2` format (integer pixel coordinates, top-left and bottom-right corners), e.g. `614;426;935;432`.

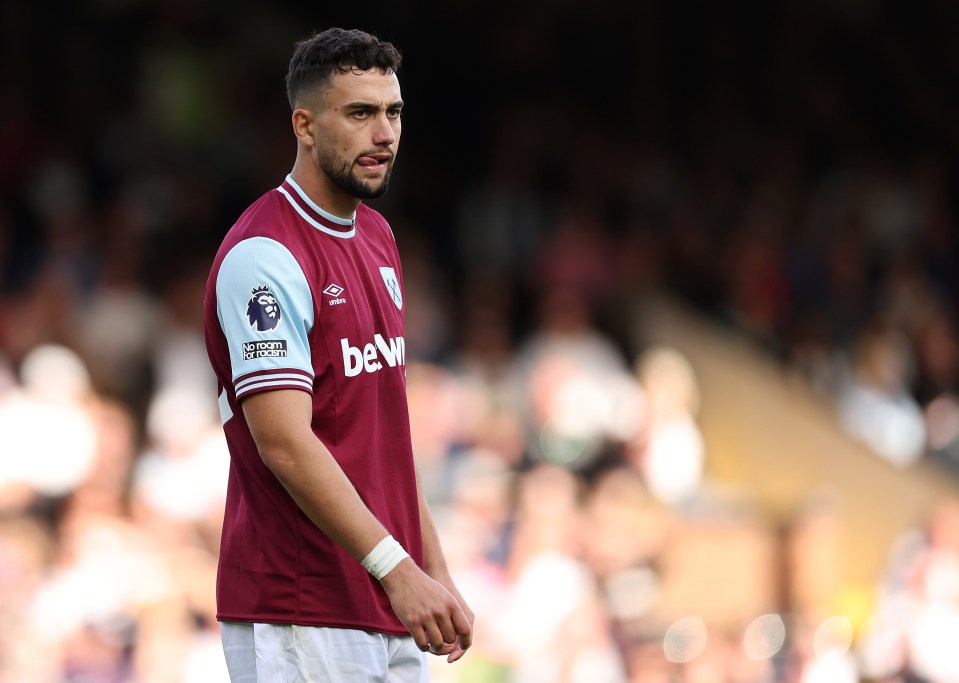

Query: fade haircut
285;27;402;109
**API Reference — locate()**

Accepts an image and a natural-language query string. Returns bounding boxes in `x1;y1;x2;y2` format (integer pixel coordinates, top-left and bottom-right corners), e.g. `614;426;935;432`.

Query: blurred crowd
2;0;959;681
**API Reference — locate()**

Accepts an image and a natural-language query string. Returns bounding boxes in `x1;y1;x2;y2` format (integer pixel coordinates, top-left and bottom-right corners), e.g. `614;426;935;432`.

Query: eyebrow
343;100;405;111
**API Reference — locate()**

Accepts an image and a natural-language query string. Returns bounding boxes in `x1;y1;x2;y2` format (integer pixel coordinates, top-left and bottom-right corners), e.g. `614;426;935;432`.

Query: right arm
242;388;471;653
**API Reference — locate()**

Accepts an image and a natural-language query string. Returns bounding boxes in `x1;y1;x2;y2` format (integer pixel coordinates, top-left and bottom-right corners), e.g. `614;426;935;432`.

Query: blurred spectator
510;286;641;472
837;323;927;466
580;467;671;672
496;463;627;683
0;344;98;500
130;383;229;541
151;261;217;400
859;499;959;682
627;346;705;507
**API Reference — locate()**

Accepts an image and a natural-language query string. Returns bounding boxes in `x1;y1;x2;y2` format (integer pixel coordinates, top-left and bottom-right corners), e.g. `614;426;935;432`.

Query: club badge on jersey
379;267;402;310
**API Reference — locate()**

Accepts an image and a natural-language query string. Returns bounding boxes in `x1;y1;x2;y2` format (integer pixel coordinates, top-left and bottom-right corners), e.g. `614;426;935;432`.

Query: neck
290;154;360;219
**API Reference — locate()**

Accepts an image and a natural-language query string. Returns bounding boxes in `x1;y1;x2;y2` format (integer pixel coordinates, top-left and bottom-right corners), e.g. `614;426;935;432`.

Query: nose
371;112;396;146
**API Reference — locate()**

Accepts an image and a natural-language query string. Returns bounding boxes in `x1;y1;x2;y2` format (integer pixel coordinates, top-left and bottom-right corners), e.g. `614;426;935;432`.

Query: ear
291;108;316;147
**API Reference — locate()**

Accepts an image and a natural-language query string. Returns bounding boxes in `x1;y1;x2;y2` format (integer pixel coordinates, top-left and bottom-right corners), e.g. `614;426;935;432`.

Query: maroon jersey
204;175;422;634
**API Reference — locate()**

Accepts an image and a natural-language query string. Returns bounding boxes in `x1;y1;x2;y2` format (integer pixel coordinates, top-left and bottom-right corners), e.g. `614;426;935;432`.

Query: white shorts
220;621;428;683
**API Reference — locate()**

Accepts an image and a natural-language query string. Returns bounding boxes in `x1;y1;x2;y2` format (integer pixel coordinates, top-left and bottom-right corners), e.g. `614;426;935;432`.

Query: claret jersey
204;174;422;634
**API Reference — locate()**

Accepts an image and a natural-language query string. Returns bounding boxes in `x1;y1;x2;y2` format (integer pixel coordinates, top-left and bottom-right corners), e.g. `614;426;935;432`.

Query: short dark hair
285;28;402;109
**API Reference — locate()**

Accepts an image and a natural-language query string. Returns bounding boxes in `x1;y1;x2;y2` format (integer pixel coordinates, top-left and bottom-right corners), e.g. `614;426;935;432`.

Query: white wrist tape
361;535;410;581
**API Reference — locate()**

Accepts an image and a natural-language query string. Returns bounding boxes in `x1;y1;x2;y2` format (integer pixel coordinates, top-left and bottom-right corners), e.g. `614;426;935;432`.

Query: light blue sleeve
215;237;315;398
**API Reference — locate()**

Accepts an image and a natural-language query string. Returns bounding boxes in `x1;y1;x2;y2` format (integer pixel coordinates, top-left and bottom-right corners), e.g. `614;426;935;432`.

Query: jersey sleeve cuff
234;369;314;400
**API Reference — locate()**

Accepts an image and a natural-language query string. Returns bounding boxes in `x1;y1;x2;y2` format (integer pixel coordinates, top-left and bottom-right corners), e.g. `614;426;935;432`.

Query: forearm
271;435;389;560
244;390;390;562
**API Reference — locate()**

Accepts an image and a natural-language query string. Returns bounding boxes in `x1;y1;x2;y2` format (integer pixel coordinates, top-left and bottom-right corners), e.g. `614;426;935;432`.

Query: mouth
355;152;392;170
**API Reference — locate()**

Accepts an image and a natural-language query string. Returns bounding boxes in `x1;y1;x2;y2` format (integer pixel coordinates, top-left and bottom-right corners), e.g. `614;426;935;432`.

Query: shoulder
217;237;307;291
229;189;294;243
213;190;301;267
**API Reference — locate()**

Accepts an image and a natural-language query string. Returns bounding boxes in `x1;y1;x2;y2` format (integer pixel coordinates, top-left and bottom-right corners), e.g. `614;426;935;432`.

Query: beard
317;144;394;200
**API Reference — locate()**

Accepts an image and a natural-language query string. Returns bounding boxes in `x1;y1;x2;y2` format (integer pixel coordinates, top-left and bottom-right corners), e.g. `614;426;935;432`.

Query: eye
351;110;369;120
387;109;402;119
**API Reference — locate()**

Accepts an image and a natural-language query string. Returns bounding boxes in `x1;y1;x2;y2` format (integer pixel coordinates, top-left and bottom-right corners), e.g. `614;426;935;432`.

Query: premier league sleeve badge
247;284;283;331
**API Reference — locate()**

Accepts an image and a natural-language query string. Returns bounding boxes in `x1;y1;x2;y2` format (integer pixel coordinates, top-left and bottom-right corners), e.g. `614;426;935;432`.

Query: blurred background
2;1;959;681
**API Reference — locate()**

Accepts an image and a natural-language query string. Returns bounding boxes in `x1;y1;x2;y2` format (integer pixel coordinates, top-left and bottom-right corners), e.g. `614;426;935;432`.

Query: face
310;68;403;202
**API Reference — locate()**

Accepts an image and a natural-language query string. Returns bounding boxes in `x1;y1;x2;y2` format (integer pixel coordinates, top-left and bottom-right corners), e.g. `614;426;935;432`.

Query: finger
429;642;456;657
411;627;430;652
451;607;472;651
437;613;457;645
423;622;446;654
447;643;466;664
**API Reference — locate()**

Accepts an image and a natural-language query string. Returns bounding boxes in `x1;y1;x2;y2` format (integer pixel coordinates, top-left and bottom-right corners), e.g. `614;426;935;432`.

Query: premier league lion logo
246;285;282;332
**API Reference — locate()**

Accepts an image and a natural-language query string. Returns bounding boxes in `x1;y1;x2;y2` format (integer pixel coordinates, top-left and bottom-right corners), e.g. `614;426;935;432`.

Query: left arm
414;461;475;663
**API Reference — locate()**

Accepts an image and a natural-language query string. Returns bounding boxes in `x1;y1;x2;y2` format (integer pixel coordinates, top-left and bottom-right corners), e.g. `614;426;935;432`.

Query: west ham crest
246;284;282;331
380;267;402;310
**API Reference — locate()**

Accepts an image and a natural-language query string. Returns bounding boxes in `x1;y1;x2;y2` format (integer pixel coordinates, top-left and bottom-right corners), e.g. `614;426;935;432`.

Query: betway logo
341;334;406;377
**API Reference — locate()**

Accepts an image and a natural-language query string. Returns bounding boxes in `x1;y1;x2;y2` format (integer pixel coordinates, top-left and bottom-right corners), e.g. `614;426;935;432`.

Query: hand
379;558;472;662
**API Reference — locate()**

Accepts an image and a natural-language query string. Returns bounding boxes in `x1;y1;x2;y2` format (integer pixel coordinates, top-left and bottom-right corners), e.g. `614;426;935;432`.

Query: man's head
286;28;402;110
287;29;404;208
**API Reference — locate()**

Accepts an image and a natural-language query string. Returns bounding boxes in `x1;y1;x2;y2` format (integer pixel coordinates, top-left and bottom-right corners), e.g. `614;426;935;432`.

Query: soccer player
204;28;473;682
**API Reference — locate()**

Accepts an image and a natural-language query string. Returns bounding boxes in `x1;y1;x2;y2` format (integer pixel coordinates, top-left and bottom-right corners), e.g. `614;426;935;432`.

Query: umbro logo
323;283;347;306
